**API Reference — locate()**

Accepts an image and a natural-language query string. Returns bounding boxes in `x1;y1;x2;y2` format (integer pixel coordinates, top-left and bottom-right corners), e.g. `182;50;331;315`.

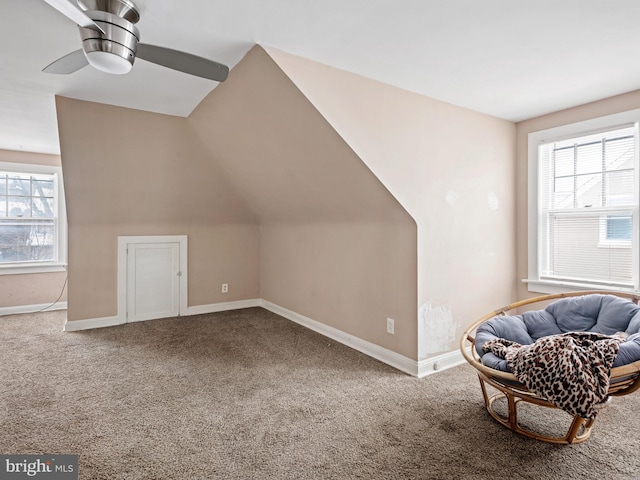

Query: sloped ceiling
3;0;640;155
189;46;412;225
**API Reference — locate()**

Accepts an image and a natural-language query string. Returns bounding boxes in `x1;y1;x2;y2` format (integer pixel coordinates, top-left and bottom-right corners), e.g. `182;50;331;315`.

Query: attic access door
118;236;188;323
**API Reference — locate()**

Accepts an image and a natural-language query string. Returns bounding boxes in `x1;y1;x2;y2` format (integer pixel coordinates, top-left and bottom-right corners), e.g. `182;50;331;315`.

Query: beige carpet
1;307;639;479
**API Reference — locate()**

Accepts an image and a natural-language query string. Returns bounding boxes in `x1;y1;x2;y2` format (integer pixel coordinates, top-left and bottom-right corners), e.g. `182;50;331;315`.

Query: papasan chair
460;291;640;444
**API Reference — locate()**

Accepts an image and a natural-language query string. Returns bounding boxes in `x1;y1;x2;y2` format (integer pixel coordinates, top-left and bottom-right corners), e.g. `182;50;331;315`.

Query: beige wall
267;48;517;360
516;90;640;298
260;223;417;358
0;149;67;308
56;97;260;321
0;271;67;309
189;46;419;359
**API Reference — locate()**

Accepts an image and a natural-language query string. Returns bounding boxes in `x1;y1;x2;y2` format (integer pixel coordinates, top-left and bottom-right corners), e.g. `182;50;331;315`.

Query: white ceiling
2;0;640;155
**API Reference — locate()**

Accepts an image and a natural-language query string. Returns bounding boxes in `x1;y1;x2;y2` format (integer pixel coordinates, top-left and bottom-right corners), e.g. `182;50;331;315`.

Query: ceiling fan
41;0;229;82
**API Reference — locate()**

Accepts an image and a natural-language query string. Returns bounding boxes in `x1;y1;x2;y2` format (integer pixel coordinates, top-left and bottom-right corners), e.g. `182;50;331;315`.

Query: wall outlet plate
386;318;394;334
222;283;229;293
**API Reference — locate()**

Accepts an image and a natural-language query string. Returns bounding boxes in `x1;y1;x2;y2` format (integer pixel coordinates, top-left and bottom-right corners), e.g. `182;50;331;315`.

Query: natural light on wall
533;123;638;292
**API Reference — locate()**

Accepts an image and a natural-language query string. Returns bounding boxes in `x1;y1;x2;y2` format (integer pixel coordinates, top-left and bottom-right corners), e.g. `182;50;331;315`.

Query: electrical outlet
221;283;229;293
386;318;395;334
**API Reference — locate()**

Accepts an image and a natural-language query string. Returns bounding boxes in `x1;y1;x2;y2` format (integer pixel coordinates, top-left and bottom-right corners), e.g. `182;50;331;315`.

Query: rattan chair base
477;371;596;444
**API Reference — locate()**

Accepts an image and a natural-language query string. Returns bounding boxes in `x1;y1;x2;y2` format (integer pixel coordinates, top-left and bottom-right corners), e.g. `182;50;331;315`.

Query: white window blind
538;124;638;289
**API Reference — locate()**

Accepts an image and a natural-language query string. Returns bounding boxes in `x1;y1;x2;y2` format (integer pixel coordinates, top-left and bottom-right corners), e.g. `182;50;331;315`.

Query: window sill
0;264;67;276
523;278;637;295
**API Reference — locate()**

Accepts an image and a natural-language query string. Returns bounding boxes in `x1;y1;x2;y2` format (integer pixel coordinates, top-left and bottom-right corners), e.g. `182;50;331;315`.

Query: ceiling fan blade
137;44;229;82
42;0;105;33
43;49;89;74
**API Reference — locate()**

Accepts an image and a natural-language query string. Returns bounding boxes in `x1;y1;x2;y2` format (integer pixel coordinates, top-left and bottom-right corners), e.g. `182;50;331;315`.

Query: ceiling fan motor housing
79;10;140;74
77;0;140;23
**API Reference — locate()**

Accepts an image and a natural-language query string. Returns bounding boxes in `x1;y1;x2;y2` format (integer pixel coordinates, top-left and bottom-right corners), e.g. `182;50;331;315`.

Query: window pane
554;177;573;193
604;170;634;207
32;198;54;218
606;216;632;241
0;176;6;196
0;202;5;217
605;137;634;171
0;221;55;263
576;142;602;175
575;174;601;208
7;175;30;196
553;177;574;209
8;196;30;217
554;148;574;177
32;179;54;197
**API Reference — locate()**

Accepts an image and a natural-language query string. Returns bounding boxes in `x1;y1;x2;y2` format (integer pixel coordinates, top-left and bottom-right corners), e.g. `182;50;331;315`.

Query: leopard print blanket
483;332;623;419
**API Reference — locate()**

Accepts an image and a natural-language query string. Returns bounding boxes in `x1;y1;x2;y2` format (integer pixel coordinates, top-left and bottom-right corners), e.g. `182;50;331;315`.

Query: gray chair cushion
475;294;640;372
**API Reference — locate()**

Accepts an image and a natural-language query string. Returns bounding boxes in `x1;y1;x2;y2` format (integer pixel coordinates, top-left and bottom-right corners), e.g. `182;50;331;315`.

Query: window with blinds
538;125;638;289
0;170;57;264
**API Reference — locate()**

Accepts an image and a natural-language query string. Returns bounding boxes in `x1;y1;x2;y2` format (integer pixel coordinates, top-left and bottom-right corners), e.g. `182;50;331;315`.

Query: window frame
0;161;67;275
526;109;640;294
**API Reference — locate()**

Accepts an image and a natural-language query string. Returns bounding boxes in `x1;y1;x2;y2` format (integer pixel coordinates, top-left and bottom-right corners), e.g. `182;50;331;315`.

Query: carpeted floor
1;307;639;479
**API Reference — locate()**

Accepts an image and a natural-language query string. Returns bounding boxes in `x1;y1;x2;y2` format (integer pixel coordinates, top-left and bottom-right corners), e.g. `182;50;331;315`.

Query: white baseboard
60;297;468;378
417;348;470;378
63;299;262;332
0;301;68;316
261;300;468;378
64;314;124;332
185;299;261;316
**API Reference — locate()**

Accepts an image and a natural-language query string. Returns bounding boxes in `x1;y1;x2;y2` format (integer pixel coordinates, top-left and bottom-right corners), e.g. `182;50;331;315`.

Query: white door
127;242;181;322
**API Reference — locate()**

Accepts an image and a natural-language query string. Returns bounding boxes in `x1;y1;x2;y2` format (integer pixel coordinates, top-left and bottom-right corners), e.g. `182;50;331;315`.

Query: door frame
117;235;188;322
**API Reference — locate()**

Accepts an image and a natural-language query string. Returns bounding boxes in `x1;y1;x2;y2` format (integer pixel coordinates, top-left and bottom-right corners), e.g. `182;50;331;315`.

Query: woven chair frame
460;290;640;445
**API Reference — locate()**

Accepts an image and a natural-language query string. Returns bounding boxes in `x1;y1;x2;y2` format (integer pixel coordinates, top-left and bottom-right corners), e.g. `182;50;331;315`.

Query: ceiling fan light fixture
81;35;136;74
41;0;230;81
86;50;132;74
